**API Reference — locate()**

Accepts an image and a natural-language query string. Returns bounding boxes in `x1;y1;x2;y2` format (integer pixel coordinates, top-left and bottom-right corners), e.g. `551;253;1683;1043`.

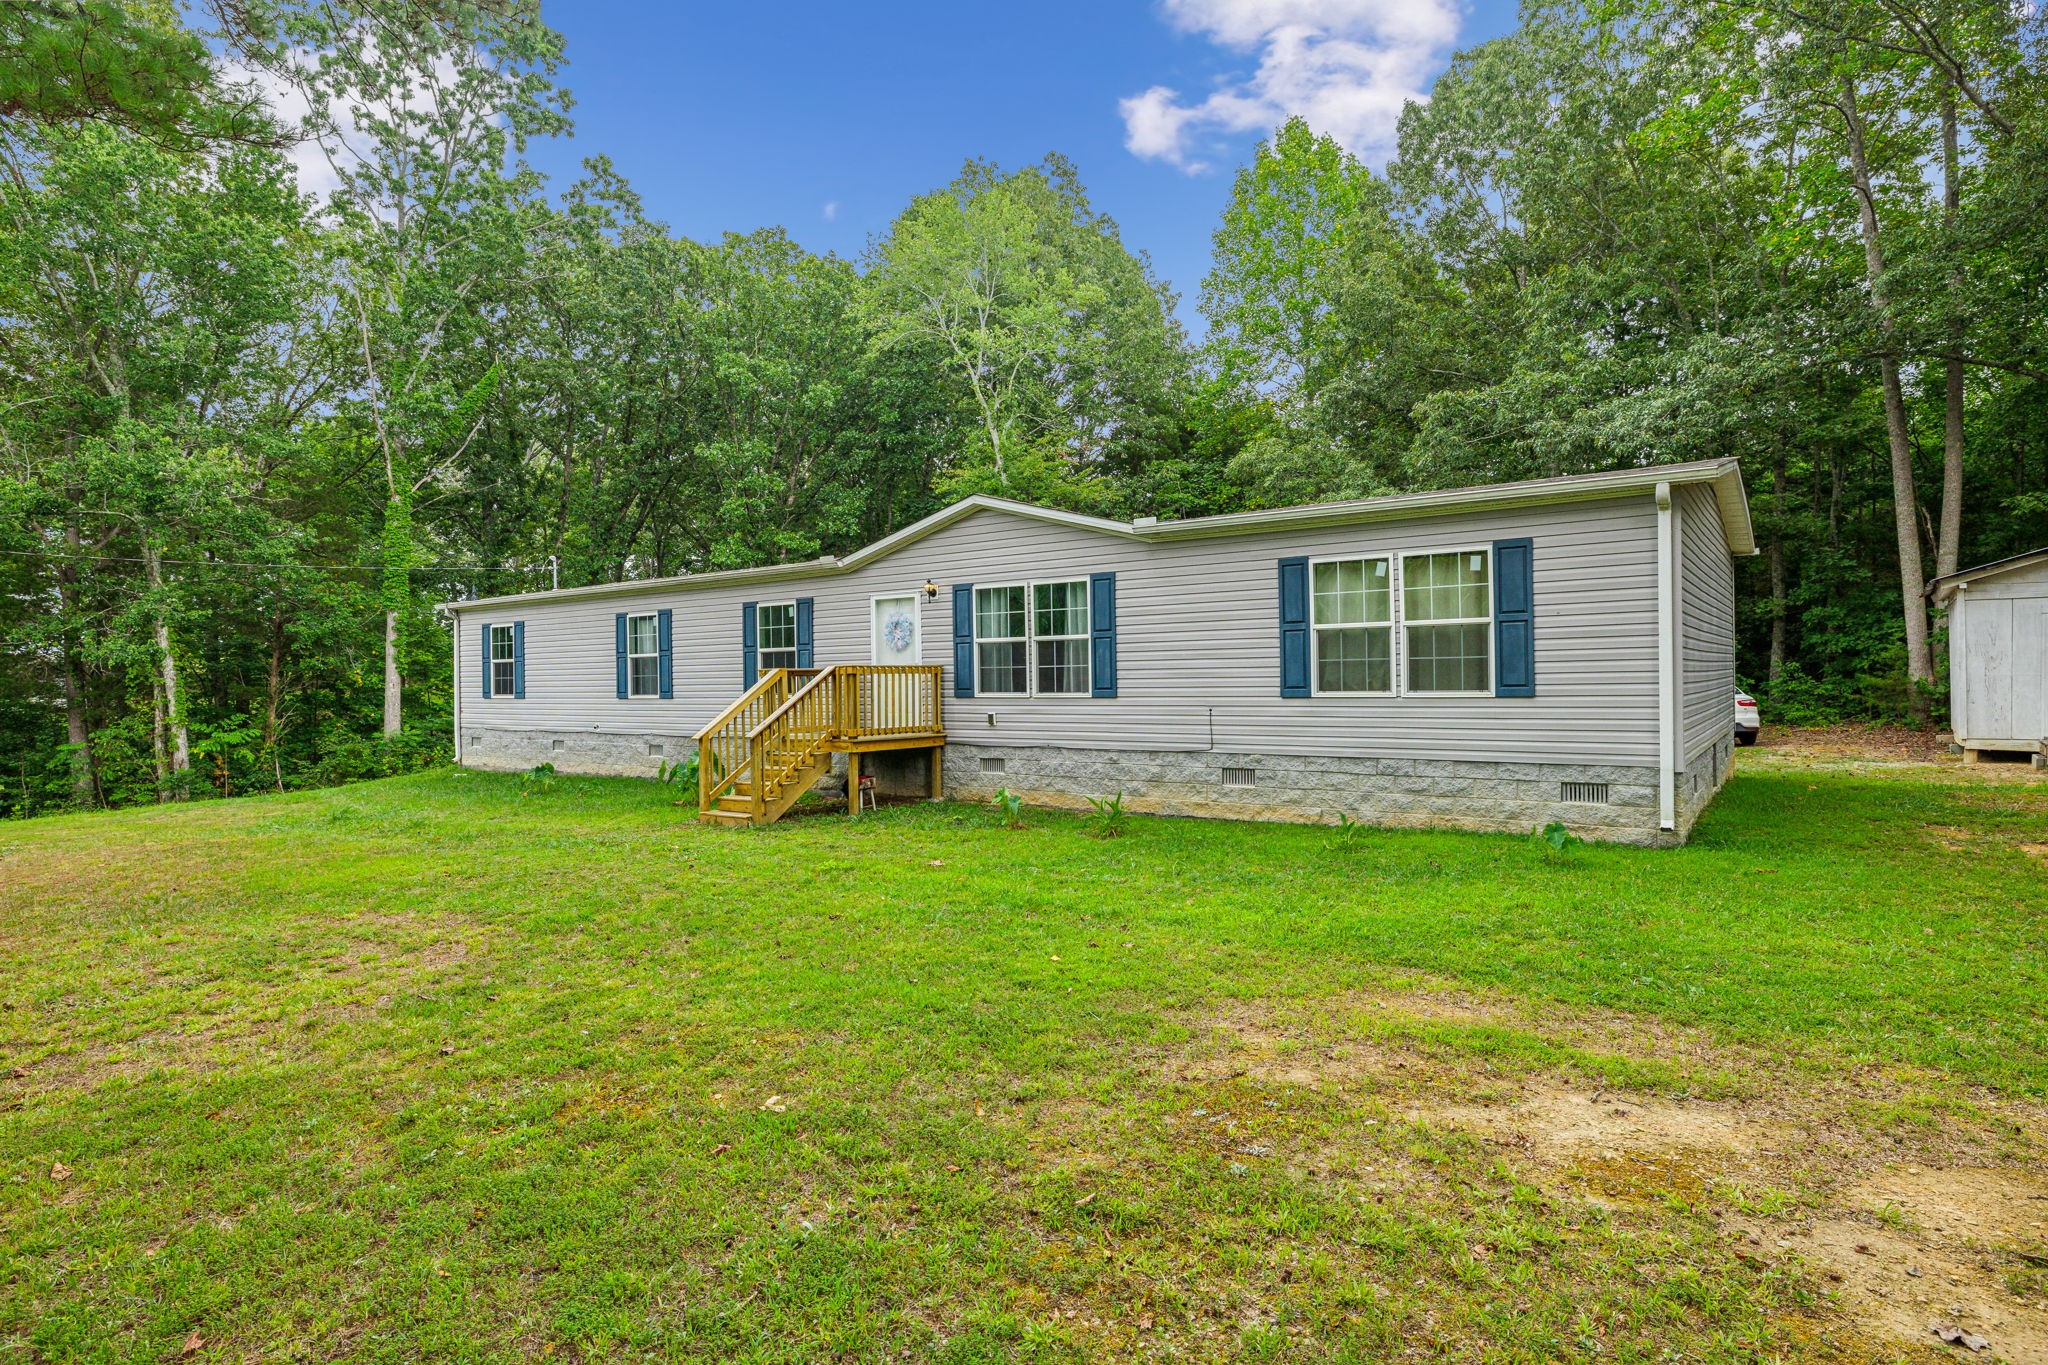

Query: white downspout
451;610;463;767
1656;483;1676;833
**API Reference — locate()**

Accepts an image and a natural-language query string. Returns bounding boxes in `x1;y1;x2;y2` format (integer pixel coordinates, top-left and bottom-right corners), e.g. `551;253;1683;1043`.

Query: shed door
1964;597;2048;743
1966;600;2016;739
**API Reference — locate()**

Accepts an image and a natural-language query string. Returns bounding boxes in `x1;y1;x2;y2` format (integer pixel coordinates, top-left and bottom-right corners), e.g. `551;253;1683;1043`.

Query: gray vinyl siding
1677;483;1737;768
453;492;1664;768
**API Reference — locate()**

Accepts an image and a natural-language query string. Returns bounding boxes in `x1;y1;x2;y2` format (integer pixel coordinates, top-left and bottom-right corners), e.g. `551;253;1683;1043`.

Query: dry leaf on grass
1930;1323;1991;1351
49;1160;70;1181
711;1143;731;1156
761;1095;786;1112
181;1330;203;1356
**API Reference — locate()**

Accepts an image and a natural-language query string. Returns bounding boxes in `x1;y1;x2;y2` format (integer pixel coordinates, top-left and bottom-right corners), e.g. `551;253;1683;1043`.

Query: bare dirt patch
1758;725;1958;764
1184;988;2048;1363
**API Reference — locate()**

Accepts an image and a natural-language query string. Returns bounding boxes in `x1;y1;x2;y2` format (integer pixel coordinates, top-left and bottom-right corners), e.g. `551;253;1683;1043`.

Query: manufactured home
442;459;1754;844
1931;548;2048;765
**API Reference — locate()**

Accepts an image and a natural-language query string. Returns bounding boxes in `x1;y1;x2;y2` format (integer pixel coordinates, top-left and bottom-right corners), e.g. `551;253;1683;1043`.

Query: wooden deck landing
694;665;944;826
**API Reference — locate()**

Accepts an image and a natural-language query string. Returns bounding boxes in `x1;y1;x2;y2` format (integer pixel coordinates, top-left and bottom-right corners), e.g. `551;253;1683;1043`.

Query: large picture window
757;602;798;670
1402;550;1492;693
626;613;660;697
490;624;516;697
975;580;1090;696
1311;558;1392;694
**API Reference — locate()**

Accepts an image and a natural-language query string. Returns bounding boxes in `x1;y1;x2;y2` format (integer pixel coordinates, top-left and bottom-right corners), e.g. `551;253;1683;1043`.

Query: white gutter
1656;482;1676;833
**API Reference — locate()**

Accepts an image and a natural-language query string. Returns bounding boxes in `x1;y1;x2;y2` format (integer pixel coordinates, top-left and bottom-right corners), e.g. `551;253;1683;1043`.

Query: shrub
988;787;1025;828
1084;791;1129;838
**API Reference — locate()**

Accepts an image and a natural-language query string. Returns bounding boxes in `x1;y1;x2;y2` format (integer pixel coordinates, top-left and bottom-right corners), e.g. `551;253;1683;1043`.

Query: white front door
872;594;922;665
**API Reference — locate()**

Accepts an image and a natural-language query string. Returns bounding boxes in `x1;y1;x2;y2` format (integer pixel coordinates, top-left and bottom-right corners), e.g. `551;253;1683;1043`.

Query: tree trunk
144;538;191;785
383;611;402;736
1937;93;1965;581
151;677;168;799
266;607;288;792
1837;80;1934;722
382;494;409;737
56;516;96;808
1768;455;1788;681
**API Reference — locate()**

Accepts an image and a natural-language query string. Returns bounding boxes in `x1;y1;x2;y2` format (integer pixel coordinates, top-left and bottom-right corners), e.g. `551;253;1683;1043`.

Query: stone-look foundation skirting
458;727;1720;845
459;727;687;777
942;743;1680;846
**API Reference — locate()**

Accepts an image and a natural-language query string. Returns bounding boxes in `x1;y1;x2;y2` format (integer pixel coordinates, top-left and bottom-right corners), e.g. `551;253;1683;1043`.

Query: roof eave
1138;459;1755;555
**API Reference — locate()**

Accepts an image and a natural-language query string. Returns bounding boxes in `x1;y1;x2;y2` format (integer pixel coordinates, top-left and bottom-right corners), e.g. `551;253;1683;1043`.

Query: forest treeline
2;0;2043;815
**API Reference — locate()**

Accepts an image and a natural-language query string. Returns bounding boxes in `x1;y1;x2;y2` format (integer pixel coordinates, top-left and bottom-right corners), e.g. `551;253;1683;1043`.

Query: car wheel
1735;731;1757;747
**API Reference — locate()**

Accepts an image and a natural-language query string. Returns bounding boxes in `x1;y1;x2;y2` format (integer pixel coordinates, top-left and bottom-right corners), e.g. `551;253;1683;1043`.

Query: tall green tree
254;0;568;735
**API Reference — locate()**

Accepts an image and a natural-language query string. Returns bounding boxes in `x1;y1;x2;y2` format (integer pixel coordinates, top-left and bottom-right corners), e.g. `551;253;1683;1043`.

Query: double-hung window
757;602;798;670
975;580;1090;696
1402;550;1492;693
1305;548;1493;696
1033;581;1090;695
1311;558;1392;694
625;613;660;697
490;624;517;697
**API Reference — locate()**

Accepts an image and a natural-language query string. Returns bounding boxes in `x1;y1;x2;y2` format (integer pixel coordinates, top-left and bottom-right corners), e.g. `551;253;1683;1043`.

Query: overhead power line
0;548;541;575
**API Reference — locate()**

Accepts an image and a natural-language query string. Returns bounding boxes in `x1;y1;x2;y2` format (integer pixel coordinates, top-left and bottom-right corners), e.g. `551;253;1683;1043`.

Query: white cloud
1120;0;1462;171
823;200;839;221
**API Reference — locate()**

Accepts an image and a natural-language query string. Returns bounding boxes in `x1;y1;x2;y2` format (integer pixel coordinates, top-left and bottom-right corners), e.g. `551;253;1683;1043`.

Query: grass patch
1;759;2043;1360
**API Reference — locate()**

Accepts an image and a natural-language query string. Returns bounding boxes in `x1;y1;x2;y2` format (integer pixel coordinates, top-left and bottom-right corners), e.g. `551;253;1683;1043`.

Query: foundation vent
1560;781;1610;805
647;742;664;757
979;756;1006;775
1221;766;1258;788
467;734;482;748
551;738;565;752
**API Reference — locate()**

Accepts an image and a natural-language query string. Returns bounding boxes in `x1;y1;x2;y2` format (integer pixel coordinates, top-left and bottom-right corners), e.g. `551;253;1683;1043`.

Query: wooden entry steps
694;664;944;827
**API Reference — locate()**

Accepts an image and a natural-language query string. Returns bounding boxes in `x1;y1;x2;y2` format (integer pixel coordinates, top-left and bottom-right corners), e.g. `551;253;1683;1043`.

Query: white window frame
625;611;660;698
973;578;1092;698
757;600;799;672
490;623;516;698
1308;553;1396;698
1400;545;1495;698
1306;546;1496;699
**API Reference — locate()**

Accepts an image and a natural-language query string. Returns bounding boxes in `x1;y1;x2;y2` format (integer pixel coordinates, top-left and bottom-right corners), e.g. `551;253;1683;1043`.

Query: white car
1734;691;1761;746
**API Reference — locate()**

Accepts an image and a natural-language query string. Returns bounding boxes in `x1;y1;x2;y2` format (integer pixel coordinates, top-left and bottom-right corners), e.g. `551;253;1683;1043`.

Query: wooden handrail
700;664;944;823
697;668;820;817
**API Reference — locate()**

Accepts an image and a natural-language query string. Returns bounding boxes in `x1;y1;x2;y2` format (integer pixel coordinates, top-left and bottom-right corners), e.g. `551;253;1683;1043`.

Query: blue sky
521;0;1522;326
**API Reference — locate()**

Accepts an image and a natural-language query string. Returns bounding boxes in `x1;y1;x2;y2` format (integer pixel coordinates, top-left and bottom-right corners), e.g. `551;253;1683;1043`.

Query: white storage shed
1932;548;2048;765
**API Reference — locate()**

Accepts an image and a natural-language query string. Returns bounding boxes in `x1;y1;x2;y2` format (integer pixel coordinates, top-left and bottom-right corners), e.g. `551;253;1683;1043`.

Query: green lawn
2;759;2044;1362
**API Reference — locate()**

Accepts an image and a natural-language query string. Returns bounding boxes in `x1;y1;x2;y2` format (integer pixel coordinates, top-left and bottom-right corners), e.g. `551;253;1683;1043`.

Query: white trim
1399;545;1496;698
489;622;518;699
868;591;924;665
439;461;1755;614
1929;546;2048;603
970;578;1093;698
624;611;660;698
756;599;799;671
1306;552;1396;697
1656;482;1677;832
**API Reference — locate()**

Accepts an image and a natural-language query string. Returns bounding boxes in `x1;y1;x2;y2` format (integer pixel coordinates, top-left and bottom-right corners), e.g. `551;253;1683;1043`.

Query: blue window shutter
614;613;628;699
795;597;814;668
741;602;759;688
1493;538;1535;697
657;609;674;699
481;622;493;699
512;621;526;699
1089;572;1117;698
1278;557;1310;698
951;584;975;698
